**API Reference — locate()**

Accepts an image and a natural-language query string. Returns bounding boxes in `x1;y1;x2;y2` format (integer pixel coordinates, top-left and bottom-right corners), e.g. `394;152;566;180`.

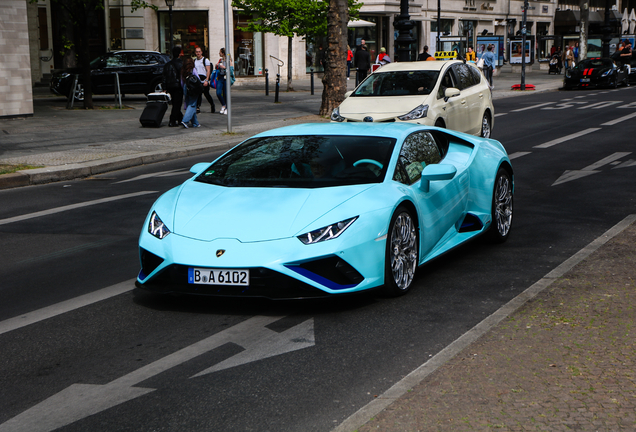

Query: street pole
437;0;441;52
601;0;613;58
169;5;173;53
521;0;528;90
223;0;232;132
394;0;414;62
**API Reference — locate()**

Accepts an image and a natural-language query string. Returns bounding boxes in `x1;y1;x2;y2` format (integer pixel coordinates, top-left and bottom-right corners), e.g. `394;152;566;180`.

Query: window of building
158;11;209;57
233;12;264;76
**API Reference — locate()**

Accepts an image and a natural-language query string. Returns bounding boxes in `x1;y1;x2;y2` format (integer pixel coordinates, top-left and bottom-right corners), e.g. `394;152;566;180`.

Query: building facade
4;0;636;118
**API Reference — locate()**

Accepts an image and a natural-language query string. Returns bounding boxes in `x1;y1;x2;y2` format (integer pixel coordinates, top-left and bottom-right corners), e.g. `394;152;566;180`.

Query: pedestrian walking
466;46;476;62
346;45;353;80
215;48;232;115
180;57;202;128
194;47;216;113
480;44;496;87
375;47;392;65
563;45;574;70
354;44;371;84
162;45;183;127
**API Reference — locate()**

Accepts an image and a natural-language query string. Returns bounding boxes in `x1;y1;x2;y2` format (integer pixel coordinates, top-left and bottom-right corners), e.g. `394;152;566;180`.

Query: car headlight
148;211;170;239
331;107;346;122
602;69;612;77
297;217;357;245
397;104;428;121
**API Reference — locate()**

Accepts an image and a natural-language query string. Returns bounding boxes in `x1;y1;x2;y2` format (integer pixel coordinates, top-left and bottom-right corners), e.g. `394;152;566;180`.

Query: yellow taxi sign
434;51;459;60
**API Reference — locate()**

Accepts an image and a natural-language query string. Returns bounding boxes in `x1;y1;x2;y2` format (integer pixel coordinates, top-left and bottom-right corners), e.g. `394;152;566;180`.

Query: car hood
171;180;375;242
338;95;429;120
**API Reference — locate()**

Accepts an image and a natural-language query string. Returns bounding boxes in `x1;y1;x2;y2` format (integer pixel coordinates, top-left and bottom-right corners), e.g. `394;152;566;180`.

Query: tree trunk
319;0;348;117
287;36;294;91
579;0;589;60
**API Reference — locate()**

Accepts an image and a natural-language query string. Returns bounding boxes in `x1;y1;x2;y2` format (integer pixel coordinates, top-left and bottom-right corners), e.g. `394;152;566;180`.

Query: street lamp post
165;0;175;53
393;0;415;62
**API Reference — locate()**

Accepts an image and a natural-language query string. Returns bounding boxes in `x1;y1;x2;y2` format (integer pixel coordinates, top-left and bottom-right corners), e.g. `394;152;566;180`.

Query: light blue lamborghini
136;123;513;299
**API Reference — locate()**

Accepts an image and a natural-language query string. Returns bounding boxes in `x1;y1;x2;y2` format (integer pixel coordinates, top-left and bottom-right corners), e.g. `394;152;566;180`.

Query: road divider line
333;214;636;432
511;102;554;112
534;128;601;149
601;111;636;126
508;152;531;160
0;279;135;336
0;191;157;226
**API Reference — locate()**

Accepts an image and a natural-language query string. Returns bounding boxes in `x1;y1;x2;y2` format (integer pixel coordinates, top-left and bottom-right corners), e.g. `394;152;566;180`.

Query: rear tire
486;168;513;243
383;206;419;297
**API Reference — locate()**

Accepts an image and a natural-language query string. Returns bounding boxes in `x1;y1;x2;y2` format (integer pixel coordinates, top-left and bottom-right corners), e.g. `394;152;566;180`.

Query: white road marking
113;169;189;184
508;152;531;160
0;191;157;226
601;111;636;125
494;113;508;117
534;128;601;149
577;101;622;109
511;102;554;112
0;279;135;336
333;214;636;432
0;316;315;432
552;152;632;186
618;101;636;108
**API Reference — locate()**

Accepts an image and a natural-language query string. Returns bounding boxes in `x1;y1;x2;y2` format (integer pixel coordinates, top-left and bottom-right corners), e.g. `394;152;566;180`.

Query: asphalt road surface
1;86;635;432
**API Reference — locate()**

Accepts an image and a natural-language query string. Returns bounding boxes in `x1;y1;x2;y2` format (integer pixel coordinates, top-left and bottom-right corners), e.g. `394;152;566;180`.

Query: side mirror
189;162;210;174
419;164;457;192
344;90;353;98
444;87;460;102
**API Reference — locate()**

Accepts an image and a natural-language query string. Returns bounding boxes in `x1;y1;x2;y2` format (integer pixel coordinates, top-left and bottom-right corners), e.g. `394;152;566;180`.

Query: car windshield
578;58;613;69
352;70;440;97
196;135;396;188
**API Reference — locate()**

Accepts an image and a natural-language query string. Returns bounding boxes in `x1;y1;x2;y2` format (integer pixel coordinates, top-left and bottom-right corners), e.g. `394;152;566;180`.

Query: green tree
32;0;156;109
231;0;360;93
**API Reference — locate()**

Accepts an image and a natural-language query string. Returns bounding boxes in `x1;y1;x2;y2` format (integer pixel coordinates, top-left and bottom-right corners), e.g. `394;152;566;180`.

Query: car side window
469;65;482;84
437;70;456;99
453;64;476;89
128;53;152;66
106;54;126;68
394;132;442;185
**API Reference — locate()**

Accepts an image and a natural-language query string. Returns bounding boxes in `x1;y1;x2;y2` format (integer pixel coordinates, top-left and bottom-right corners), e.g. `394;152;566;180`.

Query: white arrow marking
552;152;632;186
612;159;636;169
0;316;315;432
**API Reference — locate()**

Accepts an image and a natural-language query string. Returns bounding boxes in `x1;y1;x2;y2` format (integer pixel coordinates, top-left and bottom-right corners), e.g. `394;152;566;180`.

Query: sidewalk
0;66;563;189
346;215;636;432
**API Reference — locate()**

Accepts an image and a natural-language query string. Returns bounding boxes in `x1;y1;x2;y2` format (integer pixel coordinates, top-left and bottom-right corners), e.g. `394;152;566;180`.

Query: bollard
310;68;314;95
275;73;280;103
265;68;269;96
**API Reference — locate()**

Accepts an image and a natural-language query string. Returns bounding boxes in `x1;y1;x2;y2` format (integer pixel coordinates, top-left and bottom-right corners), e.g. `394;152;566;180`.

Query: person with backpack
181;57;203;128
194;47;216;113
162;45;184;127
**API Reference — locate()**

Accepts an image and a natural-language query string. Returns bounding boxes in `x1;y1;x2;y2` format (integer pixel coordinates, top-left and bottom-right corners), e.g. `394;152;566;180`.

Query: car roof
111;50;164;55
252;122;442;141
372;60;463;73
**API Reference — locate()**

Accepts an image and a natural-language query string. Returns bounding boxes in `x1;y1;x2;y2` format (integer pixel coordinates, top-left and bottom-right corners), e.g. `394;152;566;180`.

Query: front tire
480;112;492;138
71;83;84;102
487;168;513;243
383;206;419;297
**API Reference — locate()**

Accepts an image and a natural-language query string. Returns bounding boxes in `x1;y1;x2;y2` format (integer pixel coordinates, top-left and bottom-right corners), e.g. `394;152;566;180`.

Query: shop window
159;11;209;57
233;12;263;76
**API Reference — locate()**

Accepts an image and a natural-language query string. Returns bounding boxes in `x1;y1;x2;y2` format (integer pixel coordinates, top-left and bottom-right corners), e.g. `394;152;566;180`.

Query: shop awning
347;19;376;28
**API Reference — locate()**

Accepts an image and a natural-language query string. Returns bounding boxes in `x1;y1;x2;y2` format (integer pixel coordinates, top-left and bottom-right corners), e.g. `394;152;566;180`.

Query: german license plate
188;268;249;286
580;78;590;83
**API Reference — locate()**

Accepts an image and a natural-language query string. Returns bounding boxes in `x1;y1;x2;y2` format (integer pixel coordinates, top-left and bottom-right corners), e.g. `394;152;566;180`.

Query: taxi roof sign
434;51;459;60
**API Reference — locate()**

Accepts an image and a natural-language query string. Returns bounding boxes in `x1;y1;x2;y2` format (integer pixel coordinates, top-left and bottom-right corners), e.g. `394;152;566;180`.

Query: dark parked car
563;57;629;90
50;50;171;101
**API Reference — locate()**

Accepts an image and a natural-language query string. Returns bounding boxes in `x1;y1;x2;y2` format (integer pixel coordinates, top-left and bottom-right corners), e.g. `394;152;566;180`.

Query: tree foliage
232;0;360;91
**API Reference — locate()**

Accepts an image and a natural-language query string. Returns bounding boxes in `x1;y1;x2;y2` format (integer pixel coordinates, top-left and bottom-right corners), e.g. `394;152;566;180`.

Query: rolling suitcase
140;92;170;127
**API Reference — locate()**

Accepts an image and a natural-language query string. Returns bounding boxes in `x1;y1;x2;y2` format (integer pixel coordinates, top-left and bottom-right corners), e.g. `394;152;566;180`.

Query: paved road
2;70;635;432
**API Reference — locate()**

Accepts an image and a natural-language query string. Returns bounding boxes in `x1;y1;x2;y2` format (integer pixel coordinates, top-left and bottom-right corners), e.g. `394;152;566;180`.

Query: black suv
50;50;171;101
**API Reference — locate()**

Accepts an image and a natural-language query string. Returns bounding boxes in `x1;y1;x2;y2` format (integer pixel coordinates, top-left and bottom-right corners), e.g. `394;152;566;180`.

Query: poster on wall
476;36;504;67
509;39;533;64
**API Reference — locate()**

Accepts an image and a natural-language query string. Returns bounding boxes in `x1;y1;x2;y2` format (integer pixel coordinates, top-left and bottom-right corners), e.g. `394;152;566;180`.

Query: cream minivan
331;60;494;138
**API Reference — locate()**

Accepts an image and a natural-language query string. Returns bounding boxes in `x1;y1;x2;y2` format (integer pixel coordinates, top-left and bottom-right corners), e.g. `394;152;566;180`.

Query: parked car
331;60;495;138
50;50;170;101
563;57;629;90
136;122;513;299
